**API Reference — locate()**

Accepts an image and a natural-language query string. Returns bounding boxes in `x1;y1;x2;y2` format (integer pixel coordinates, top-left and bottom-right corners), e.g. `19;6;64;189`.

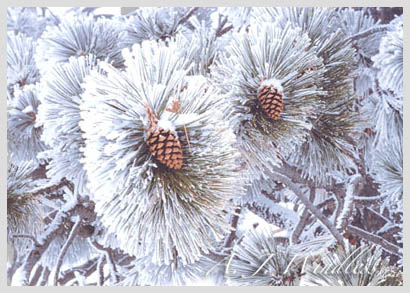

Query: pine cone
257;85;284;120
146;127;183;170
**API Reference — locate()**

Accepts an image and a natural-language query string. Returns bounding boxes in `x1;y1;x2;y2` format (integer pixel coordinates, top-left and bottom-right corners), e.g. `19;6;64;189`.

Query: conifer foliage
7;7;403;286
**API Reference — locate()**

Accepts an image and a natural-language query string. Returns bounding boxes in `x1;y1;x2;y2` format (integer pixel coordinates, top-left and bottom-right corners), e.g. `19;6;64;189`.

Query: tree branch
90;240;120;284
12;234;40;246
97;255;106;286
39;267;51;286
223;206;242;250
346;225;402;257
176;7;199;28
53;216;82;286
270;171;345;244
291;186;315;244
29;265;43;286
14;200;78;285
346;24;390;42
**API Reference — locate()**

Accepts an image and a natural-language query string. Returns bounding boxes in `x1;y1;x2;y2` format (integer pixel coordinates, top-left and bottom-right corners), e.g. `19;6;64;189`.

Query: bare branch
39;267;51;286
14;200;78;285
176;7;199;28
97;255;106;286
346;225;402;257
271;171;345;244
29;265;43;286
53;216;82;286
346;24;390;42
223;206;242;250
90;240;120;284
292;186;315;244
12;234;39;246
58;257;99;285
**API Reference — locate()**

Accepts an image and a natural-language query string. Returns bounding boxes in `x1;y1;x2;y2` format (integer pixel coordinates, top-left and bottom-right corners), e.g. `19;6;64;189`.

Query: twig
215;14;233;38
223;206;242;251
346;24;390;42
29;265;43;286
53;216;82;286
97;255;106;286
270;171;345;244
176;7;199;28
39;267;51;286
346;225;402;257
29;178;71;198
90;240;120;284
15;200;78;285
12;234;40;246
291;186;315;244
58;257;99;285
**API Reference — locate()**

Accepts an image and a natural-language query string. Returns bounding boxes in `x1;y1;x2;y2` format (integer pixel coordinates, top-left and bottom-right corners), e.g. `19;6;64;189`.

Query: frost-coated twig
30;178;72;198
271;171;345;244
29;265;43;286
223;206;242;250
14;200;78;285
12;234;40;246
346;24;390;42
39;267;51;286
176;7;199;28
90;240;120;284
215;14;233;38
97;254;106;286
346;225;402;257
58;257;99;285
291;186;315;244
53;216;82;286
336;174;362;231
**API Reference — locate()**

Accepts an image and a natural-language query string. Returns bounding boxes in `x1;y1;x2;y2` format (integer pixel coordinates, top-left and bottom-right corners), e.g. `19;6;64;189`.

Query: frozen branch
58;257;99;285
39;267;51;286
90;240;120;284
215;15;233;38
346;225;402;257
270;171;345;244
97;255;106;286
30;178;72;198
346;24;390;42
29;265;43;286
336;174;362;230
223;206;242;250
12;234;40;246
53;216;82;286
176;7;199;28
14;199;78;285
291;186;315;244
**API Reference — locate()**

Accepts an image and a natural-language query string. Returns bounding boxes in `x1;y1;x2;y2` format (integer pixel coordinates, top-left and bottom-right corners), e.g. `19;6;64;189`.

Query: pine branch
346;24;390;42
223;206;242;251
97;255;106;286
29;265;43;286
39;267;51;286
291;186;315;244
58;257;99;285
176;7;199;28
346;225;402;257
12;234;39;246
53;216;82;286
215;15;233;38
270;171;345;244
90;240;120;284
30;178;72;198
14;200;78;285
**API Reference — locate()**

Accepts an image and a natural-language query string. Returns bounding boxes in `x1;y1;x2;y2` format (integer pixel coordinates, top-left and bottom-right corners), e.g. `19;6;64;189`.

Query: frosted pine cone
257;84;284;120
146;127;183;170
